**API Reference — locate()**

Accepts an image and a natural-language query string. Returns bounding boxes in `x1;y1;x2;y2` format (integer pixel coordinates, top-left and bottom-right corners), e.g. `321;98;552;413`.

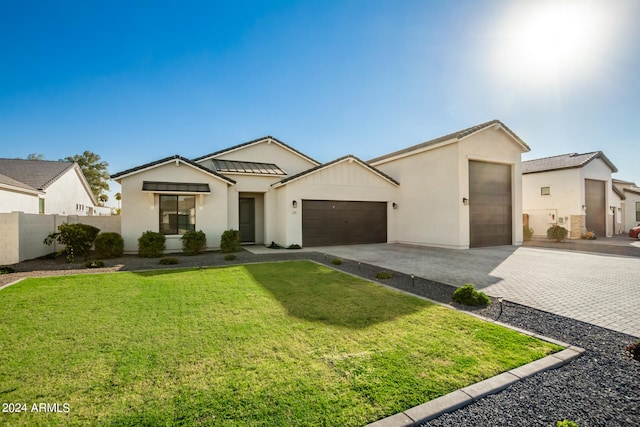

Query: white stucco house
111;120;530;253
613;179;640;232
522;151;620;239
0;159;102;216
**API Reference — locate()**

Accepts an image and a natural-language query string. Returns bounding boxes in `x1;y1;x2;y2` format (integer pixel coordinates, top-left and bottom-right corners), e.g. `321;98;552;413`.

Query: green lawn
0;261;560;426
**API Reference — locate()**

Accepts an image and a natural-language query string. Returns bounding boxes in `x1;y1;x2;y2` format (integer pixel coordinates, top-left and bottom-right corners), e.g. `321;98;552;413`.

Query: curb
365;345;585;427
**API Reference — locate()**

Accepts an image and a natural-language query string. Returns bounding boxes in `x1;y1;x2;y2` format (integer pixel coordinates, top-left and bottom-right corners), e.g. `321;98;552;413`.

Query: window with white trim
159;195;196;235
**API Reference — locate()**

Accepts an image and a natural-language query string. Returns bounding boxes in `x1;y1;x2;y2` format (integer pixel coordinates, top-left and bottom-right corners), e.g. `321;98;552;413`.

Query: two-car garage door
302;200;387;247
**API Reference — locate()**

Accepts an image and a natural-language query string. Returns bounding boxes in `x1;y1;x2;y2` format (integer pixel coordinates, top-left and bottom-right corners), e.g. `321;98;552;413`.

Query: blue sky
1;0;639;203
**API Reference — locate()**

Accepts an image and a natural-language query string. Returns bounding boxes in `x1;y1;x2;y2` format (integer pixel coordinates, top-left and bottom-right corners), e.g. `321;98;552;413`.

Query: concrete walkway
247;242;639;337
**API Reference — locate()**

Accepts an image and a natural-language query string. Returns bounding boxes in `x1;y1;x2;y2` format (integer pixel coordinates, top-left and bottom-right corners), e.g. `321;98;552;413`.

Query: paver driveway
290;243;639;337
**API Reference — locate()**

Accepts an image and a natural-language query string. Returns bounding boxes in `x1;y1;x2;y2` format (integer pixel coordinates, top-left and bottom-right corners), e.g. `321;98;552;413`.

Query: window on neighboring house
159;195;196;235
636;202;640;222
541;186;551;196
39;198;45;214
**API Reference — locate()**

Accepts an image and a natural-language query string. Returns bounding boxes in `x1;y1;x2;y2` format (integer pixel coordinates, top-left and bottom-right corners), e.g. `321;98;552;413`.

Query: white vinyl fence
0;212;121;265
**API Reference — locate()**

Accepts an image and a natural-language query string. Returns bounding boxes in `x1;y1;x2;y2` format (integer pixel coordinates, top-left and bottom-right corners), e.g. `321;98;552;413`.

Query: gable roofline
70;164;100;206
369;120;530;165
612;184;626;200
0;172;43;195
110;155;236;185
613;178;637;186
0;158;76;190
623;187;640;197
272;154;400;189
192;136;321;166
522;151;618;174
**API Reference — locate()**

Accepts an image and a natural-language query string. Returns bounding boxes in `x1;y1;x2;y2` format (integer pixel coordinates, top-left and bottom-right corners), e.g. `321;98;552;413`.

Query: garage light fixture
292;200;297;208
392;202;398;209
463;197;469;206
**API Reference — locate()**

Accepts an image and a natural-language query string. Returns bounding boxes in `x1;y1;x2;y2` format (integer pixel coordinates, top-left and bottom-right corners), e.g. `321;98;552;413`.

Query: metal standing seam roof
522;151;618;174
212;159;287;175
110;155;236;184
0;158;76;190
368;119;530;164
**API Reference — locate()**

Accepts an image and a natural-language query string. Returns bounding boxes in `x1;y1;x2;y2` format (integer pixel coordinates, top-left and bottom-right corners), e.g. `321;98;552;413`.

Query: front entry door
239;198;255;243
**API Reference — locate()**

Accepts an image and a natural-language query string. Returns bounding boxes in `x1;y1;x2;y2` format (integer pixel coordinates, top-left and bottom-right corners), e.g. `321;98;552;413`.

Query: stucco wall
119;162;231;253
375;126;525;248
0;213;121;265
44;167;97;215
523;158;615;238
198;140;317;176
523;168;582;237
272;159;398;247
0;188;39;214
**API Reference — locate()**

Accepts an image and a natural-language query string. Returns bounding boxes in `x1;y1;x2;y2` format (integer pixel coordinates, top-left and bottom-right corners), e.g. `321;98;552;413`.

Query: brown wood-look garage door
585;179;606;237
302;200;387;247
469;160;512;247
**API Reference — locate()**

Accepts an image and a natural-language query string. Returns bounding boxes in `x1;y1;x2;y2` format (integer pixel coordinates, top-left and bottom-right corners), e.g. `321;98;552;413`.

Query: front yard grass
0;261;561;426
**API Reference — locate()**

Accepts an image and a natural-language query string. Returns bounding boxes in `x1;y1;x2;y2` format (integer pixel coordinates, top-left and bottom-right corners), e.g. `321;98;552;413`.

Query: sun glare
489;0;617;91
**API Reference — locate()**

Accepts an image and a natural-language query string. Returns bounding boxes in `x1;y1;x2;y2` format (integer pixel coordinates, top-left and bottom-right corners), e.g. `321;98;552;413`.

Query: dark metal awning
213;159;286;175
142;181;210;193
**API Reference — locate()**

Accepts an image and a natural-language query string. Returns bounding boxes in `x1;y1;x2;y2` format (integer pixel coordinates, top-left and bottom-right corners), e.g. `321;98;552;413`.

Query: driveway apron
306;243;639;337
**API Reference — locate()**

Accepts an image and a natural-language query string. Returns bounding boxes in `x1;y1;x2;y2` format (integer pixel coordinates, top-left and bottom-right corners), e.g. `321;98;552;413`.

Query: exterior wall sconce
292;200;298;208
463;197;469;206
392;202;398;209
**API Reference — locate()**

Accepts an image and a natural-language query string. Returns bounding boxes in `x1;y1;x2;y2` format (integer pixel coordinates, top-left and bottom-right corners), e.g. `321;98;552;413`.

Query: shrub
159;256;179;265
0;266;15;274
452;284;490;306
332;258;342;265
84;260;105;268
224;254;237;261
547;225;568;242
220;229;241;253
138;231;166;258
523;226;534;241
375;271;393;280
181;230;207;255
94;232;125;259
556;420;579;427
625;341;640;362
287;244;302;249
44;223;100;262
581;231;597;240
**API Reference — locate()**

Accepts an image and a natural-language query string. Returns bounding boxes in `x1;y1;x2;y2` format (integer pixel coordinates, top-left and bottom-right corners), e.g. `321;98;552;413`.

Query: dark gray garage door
469;160;512;247
585;179;606;237
302;200;387;247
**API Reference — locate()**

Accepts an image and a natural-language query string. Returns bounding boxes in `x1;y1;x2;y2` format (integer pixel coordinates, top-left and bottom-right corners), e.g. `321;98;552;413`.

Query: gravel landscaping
2;249;638;426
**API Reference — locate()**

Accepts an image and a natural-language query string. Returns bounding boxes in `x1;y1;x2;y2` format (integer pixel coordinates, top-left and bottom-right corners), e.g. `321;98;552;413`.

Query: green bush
181;230;207;255
287;244;302;249
452;284;490;306
375;271;393;280
220;229;241;253
626;341;640;361
84;260;105;268
332;258;342;265
523;225;534;241
94;232;124;259
159;256;179;265
547;225;568;242
224;254;237;261
556;420;579;427
44;223;101;262
138;231;166;258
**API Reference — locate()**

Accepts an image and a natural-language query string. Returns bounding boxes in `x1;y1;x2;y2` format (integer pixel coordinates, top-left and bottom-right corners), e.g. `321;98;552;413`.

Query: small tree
44;223;100;262
547;225;568;242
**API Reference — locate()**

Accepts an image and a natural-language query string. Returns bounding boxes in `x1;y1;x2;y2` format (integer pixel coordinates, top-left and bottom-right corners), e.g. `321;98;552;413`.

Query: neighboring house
111;120;530;253
0;159;101;216
522;151;620;239
613;179;640;232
